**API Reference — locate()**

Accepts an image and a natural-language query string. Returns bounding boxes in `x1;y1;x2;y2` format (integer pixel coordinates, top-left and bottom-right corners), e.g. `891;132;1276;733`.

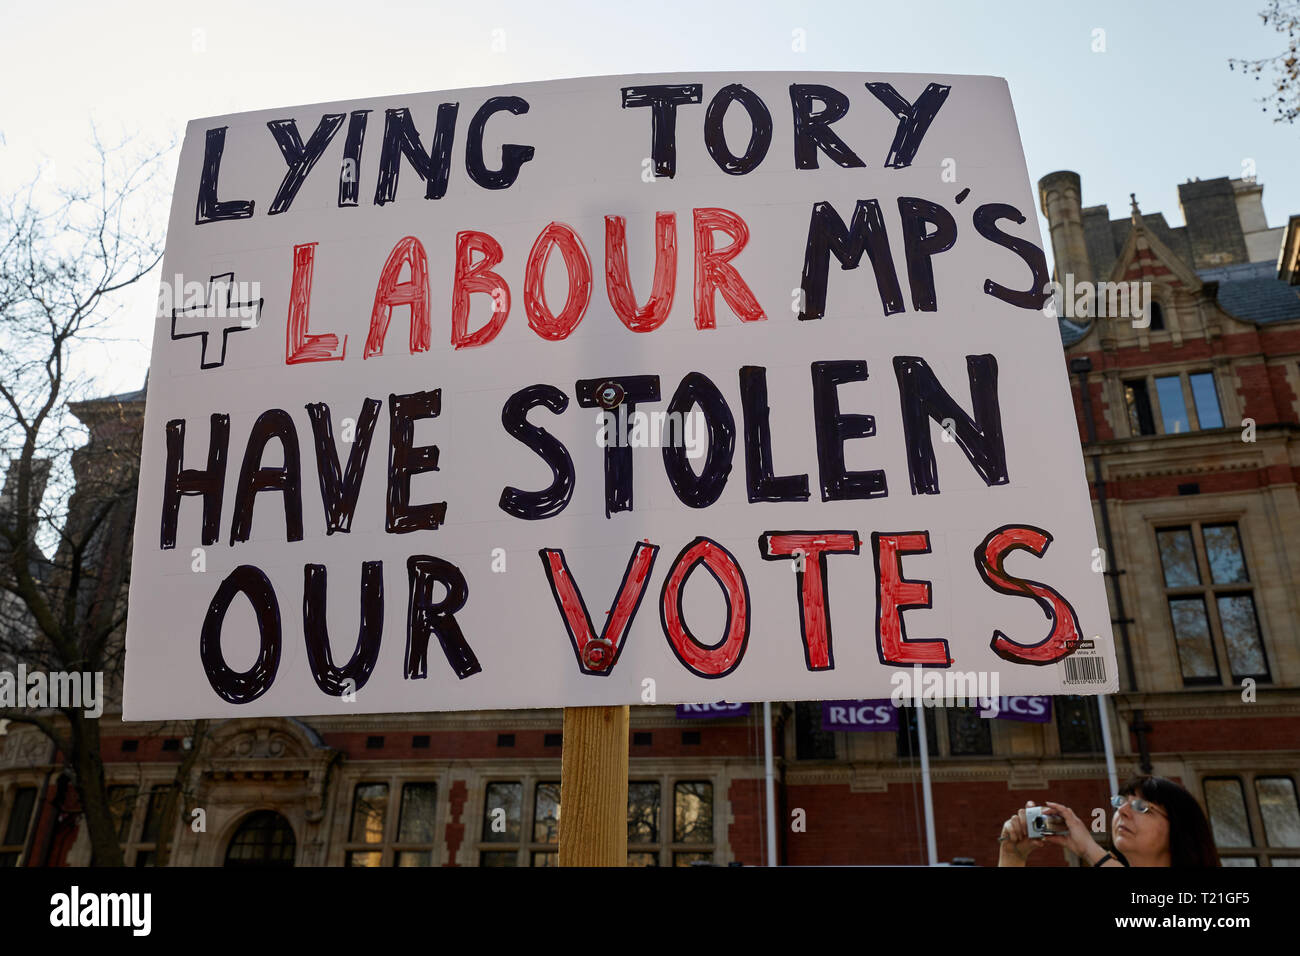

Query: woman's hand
1041;800;1105;863
997;801;1040;866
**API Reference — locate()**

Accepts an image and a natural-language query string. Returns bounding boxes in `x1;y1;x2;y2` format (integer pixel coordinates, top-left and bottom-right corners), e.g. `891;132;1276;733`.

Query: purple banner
676;702;751;719
821;700;898;732
989;696;1052;723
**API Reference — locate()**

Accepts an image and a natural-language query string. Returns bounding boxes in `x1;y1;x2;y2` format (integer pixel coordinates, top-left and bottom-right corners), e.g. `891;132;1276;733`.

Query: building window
1057;696;1104;754
945;707;993;755
1156;522;1270;686
224;811;296;868
394;783;439;866
107;784;139;844
1257;777;1300;857
627;782;661;866
673;781;714;866
1204;775;1300;866
1154;375;1189;433
1148;301;1165;331
897;706;939;758
345;782;389;866
0;787;38;867
123;785;177;866
1189;372;1224;428
1123;379;1156;436
795;701;836;759
1126;372;1224;436
530;781;561;866
477;781;530;866
343;780;440;866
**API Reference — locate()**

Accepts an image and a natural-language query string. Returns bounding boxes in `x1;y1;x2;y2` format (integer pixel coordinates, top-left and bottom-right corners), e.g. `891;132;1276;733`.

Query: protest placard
124;72;1116;721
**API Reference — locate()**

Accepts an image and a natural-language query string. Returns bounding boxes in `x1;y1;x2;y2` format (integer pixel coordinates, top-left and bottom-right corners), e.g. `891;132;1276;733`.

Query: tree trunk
155;719;208;867
70;713;125;866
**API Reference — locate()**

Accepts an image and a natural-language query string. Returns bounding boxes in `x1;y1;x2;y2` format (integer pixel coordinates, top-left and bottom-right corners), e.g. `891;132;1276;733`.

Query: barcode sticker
1058;635;1108;687
1063;656;1106;684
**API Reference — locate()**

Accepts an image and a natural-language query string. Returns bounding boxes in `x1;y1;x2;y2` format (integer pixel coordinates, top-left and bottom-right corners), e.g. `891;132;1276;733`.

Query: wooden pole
559;704;629;866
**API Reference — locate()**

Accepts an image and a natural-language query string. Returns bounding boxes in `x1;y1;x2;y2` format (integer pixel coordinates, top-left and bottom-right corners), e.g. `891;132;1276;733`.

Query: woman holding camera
997;774;1220;867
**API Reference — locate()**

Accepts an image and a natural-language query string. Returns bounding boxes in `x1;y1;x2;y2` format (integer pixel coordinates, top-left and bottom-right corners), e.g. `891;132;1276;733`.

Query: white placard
124;72;1117;720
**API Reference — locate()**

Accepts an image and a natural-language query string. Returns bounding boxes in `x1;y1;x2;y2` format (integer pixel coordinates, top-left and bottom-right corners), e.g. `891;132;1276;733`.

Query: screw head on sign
582;637;616;670
596;381;625;410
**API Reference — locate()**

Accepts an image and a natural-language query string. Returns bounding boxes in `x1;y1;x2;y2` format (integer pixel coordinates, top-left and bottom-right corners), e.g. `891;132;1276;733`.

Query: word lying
0;666;104;719
194;526;1082;704
195;80;954;223
158;356;1006;547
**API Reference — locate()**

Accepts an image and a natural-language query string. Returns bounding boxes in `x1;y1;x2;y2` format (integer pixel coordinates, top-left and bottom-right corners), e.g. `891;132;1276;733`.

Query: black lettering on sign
811;360;887;501
387;389;447;533
739;366;809;503
266;113;346;215
704;84;773;175
662;371;734;508
789;84;865;170
374;105;458;205
306;398;382;535
499;384;574;520
799;199;904;321
161;414;230;549
863;82;952;168
897;196;957;312
229;410;303;546
973;203;1051;310
893;354;1007;495
338;110;371;207
200;565;281;704
465;96;535;189
406;555;481;680
195;127;255;224
620;84;703;179
575;375;662;517
303;562;384;696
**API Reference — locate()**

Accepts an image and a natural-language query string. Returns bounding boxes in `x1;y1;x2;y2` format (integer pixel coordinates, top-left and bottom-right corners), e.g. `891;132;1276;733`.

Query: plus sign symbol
169;272;264;370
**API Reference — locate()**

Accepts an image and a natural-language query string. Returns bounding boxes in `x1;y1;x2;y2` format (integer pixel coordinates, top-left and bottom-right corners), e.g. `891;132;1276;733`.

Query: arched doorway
224;811;296;867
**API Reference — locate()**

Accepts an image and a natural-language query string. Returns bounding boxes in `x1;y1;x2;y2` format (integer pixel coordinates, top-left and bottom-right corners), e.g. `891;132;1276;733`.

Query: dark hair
1114;775;1221;867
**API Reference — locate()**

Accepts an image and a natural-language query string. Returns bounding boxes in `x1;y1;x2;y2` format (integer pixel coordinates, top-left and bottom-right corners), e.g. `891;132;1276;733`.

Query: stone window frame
469;772;720;866
100;777;179;867
1201;771;1300;867
1153;518;1272;688
0;781;40;866
339;772;447;867
1119;367;1227;437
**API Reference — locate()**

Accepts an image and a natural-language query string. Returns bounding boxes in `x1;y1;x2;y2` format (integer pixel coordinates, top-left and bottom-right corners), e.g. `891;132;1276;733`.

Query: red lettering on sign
605;212;677;332
975;524;1082;664
692;207;766;329
451;230;511;349
285;242;346;364
872;531;952;666
365;236;431;358
660;537;750;678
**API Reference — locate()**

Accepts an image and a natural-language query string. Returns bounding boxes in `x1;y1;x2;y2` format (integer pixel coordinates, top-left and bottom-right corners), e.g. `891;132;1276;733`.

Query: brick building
3;171;1298;868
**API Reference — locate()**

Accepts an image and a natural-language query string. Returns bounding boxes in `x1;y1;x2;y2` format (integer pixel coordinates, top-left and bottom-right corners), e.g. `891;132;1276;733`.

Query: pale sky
2;0;1295;397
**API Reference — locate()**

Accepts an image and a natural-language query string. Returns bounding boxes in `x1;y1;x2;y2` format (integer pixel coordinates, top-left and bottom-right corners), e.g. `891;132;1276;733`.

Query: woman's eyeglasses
1111;794;1166;817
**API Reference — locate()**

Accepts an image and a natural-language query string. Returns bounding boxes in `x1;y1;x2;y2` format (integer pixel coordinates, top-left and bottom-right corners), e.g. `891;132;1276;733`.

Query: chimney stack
1038;170;1094;285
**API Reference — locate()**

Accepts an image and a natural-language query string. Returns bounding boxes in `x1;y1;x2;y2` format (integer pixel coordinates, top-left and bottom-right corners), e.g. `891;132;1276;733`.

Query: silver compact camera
1025;806;1064;838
